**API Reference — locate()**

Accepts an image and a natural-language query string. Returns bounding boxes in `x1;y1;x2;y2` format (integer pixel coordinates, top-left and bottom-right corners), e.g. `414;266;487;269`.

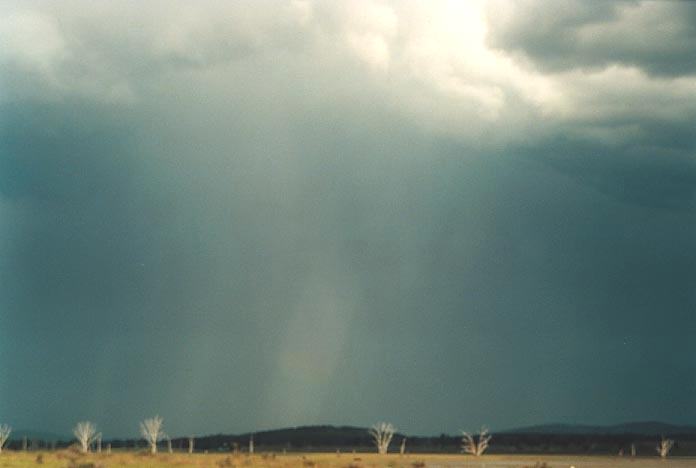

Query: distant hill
501;421;696;436
172;425;390;451
165;423;696;455
10;421;696;453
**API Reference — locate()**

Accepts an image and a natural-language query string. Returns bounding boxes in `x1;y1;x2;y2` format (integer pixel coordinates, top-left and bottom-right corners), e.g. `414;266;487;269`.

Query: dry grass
0;452;694;468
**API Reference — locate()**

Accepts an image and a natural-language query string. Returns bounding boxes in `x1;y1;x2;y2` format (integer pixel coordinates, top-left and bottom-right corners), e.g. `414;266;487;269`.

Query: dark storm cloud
515;129;696;211
0;101;162;325
1;0;695;439
486;0;696;77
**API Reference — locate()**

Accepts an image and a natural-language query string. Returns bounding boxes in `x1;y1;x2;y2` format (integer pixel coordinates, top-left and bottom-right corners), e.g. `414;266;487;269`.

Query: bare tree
140;416;166;454
0;424;11;454
399;437;406;455
462;427;492;456
657;436;674;459
249;434;254;454
369;422;396;454
73;422;100;453
188;437;195;454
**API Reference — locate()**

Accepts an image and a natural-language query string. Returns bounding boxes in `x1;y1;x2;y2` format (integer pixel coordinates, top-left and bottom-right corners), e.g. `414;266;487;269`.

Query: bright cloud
0;0;694;144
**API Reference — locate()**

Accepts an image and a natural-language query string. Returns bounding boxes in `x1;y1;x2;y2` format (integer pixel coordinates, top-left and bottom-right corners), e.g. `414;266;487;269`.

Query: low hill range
194;421;696;442
162;422;696;455
501;421;696;436
8;421;696;455
10;421;696;444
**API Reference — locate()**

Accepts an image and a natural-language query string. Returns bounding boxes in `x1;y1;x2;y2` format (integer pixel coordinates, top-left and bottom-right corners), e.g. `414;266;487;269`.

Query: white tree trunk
657;437;674;458
140;416;165;455
462;427;492;456
0;424;11;454
73;422;99;453
369;422;396;454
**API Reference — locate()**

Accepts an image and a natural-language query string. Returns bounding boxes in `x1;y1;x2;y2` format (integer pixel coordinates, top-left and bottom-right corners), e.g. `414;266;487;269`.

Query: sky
0;0;695;439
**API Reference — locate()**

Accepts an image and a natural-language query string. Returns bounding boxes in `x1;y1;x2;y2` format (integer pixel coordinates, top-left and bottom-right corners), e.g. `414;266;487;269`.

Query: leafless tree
249;434;254;454
399;437;406;455
73;422;100;453
657;436;674;458
140;416;166;454
462;427;491;456
0;425;11;454
369;422;396;454
188;437;195;454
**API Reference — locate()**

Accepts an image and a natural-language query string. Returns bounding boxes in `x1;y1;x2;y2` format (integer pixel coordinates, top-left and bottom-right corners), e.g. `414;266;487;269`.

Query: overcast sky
1;0;695;439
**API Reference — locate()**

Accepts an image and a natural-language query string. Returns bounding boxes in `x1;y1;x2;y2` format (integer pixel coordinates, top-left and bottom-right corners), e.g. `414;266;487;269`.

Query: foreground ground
1;452;695;468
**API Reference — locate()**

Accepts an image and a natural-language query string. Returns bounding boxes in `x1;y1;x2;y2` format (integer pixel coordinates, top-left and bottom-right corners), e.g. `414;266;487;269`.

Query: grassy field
1;452;695;468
